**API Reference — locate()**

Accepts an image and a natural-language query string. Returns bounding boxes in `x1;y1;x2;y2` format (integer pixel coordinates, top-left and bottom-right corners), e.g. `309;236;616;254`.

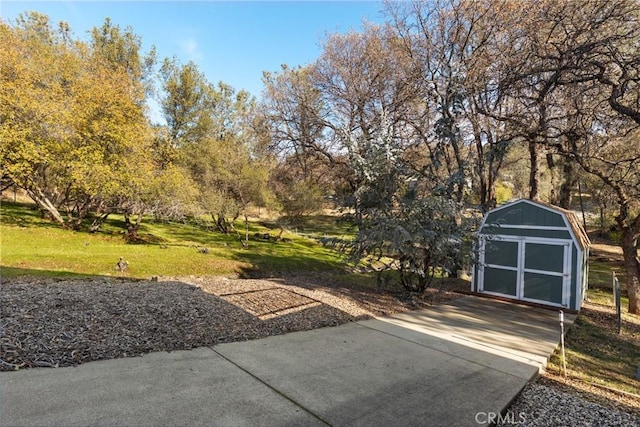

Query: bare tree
385;0;519;209
492;0;640;313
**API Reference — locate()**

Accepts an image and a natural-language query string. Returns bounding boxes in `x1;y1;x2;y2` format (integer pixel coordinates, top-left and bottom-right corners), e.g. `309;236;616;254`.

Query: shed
472;199;590;311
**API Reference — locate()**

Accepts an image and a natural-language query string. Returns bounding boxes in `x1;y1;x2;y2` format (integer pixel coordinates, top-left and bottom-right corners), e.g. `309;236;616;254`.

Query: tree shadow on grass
233;249;346;279
0;202;61;230
0;266;112;281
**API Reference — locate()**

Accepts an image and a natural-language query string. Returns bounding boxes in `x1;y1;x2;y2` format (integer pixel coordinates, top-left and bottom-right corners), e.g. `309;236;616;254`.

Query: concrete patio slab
214;321;529;427
359;296;576;380
0;295;573;427
0;347;324;427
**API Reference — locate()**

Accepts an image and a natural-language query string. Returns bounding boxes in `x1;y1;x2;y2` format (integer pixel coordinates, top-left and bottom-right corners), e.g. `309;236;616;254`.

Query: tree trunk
546;152;559;205
89;212;111;233
471;122;491;212
213;214;229;234
26;188;66;227
528;140;540;201
620;225;640;314
124;212;143;242
67;201;92;231
244;211;250;247
558;159;576;209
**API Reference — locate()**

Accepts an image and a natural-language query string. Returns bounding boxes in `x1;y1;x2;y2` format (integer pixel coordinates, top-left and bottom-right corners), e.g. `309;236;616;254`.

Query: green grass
0;202;348;279
587;255;631;311
588;259;627;292
265;214;357;240
586;287;630;308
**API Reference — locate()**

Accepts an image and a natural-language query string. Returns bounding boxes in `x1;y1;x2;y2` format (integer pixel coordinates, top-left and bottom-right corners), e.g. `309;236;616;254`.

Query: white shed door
479;237;571;307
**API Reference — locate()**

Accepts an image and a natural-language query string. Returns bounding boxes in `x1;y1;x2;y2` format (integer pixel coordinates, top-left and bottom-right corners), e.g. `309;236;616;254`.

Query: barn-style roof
482;199;591;250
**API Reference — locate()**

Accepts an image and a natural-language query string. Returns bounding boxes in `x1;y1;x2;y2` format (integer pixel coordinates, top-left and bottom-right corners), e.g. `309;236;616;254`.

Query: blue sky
0;1;386;98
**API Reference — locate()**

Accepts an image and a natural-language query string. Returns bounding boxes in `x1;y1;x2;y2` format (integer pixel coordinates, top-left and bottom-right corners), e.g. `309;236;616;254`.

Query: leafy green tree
1;17;97;225
160;59;273;240
186;134;272;241
341;113;473;292
83;18;158;239
90;17;155;85
1;14;78;225
349;196;471;292
160;58;214;147
270;161;325;219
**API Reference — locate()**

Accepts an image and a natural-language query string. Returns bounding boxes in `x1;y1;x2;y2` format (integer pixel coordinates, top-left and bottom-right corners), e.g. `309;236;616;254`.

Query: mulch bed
0;275;465;371
0;277;359;370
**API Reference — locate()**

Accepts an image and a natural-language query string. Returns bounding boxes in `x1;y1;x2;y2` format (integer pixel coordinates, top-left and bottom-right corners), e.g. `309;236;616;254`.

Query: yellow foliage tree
0;14;158;233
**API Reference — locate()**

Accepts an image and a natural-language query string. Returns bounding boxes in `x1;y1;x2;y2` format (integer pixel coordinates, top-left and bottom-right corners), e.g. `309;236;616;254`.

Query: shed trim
493;224;569;231
481;234;573;245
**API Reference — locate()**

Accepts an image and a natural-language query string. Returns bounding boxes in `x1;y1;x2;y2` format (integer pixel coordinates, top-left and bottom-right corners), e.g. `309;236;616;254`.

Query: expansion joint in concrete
210;347;333;426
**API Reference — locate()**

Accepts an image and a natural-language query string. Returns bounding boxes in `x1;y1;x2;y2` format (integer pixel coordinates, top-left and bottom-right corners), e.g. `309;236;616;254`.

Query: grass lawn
271;213;357;240
0;202;349;279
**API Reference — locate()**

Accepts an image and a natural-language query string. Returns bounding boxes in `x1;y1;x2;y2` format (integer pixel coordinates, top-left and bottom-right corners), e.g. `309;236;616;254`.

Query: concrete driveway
0;295;574;427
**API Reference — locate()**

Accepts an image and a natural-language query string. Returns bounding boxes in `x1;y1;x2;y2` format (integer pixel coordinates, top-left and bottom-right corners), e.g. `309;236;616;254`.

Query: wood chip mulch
0;275;463;371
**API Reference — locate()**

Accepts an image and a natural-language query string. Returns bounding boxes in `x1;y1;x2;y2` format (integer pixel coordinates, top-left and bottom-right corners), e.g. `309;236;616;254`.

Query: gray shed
472;199;590;311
